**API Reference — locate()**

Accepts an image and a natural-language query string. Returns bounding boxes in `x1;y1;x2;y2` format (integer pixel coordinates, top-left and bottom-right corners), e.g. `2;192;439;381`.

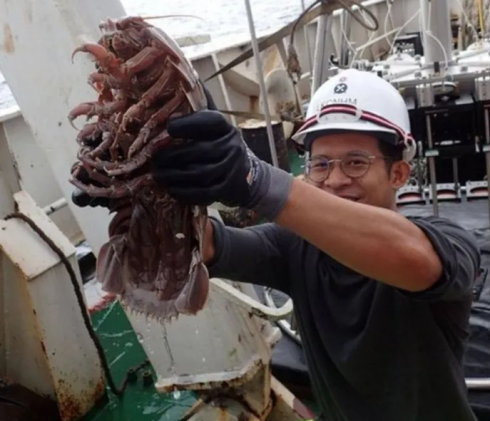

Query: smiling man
72;69;482;420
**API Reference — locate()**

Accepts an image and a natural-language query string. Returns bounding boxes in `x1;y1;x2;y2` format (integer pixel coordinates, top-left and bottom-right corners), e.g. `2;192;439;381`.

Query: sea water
0;0;315;110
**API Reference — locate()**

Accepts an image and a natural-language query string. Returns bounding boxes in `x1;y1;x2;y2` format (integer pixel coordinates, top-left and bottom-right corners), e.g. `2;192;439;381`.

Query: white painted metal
1;114;83;244
243;0;280;168
0;191;104;421
211;278;293;322
124;208;281;395
0;0;129;255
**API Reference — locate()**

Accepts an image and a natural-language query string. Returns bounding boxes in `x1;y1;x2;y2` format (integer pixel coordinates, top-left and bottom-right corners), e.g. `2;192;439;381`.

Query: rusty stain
217;405;228;421
55;375;106;420
272;387;316;419
159;359;265;394
2;24;15;53
39;340;46;355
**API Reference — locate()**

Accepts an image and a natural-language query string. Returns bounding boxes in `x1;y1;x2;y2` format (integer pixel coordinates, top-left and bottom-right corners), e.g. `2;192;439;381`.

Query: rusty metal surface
157;357;265;394
267;377;316;421
181;397;261;421
55;377;106;421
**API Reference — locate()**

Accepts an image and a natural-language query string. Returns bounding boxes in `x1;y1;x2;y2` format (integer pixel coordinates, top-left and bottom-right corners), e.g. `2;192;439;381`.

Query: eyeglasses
305;152;388;183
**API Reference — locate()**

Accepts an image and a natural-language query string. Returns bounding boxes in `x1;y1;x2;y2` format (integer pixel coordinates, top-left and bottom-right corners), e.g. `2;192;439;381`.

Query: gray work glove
151;110;293;221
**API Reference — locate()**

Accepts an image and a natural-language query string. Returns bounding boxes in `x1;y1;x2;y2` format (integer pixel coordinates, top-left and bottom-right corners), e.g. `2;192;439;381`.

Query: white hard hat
292;69;416;161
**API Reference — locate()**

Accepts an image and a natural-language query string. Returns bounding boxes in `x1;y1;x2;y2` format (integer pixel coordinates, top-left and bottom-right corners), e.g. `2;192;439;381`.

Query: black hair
377;138;404;171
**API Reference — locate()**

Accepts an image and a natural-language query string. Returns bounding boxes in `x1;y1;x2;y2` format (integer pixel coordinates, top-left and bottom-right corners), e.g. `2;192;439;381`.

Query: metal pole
339;10;352;67
243;0;280;168
311;15;333;95
425;114;439;216
419;0;453;67
300;0;313;74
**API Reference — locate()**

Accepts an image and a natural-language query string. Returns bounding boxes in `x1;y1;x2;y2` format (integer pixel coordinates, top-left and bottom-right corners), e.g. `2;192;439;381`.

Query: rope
4;211;150;398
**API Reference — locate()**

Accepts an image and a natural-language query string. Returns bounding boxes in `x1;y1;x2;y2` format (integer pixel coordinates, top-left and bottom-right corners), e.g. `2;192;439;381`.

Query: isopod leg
89;132;115;159
72;42;124;79
88;72;123;92
68;99;127;128
77;148;115;172
69;173;154;198
76;123;101;145
121;44;165;76
120;60;175;131
106;130;172;176
127;89;185;158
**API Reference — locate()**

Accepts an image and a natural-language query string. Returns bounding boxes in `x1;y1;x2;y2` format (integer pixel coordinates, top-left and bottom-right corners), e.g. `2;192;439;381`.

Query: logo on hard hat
333;83;348;94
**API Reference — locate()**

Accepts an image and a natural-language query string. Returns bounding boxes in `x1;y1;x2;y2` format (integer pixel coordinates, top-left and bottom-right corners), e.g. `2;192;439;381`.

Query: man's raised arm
203;217;290;293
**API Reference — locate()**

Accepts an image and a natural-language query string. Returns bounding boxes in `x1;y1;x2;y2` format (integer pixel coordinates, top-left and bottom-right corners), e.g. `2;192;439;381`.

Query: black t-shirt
207;215;481;421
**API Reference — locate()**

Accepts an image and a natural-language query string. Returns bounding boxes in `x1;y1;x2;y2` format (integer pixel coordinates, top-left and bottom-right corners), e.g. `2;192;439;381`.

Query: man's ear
390;160;411;189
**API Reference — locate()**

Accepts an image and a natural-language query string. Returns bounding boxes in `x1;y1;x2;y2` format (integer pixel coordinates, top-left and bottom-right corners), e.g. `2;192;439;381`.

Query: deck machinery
364;1;490;222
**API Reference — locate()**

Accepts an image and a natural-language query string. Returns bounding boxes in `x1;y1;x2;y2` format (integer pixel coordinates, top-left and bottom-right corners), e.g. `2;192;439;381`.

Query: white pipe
243;0;280;168
466;378;490;389
43;197;68;216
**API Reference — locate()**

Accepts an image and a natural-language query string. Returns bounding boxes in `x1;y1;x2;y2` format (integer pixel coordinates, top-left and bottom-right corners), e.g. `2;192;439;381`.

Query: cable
383;0;395;41
4;211;151;398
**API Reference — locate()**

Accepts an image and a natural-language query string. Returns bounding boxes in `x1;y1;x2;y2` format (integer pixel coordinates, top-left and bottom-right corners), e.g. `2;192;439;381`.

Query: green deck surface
83;302;198;421
289;149;304;176
81;149;310;421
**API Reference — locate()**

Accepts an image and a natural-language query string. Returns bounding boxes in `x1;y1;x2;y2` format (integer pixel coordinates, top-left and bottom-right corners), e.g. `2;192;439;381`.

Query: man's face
306;132;411;210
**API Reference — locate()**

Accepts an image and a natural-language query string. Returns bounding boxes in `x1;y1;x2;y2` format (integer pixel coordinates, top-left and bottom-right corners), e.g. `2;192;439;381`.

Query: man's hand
151;110;294;221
